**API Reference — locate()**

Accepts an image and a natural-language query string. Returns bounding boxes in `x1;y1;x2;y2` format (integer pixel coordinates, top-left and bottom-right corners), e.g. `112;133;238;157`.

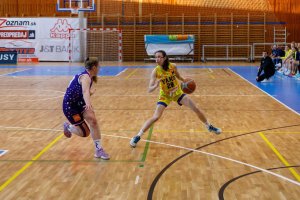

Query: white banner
0;18;86;61
144;35;195;56
146;43;194;56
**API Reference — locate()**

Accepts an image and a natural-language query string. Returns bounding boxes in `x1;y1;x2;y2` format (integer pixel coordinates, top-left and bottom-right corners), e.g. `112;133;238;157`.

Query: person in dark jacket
256;51;275;82
271;44;281;66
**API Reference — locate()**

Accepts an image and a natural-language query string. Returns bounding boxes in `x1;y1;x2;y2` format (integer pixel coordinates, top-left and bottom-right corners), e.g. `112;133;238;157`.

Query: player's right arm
173;64;185;82
148;68;161;93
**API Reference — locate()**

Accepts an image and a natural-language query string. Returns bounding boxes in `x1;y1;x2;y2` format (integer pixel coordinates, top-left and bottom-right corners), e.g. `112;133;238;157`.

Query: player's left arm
174;64;185;81
90;85;96;96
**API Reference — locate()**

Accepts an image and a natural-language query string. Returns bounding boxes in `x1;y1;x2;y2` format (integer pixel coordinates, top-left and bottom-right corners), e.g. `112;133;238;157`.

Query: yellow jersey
155;63;183;98
282;49;292;59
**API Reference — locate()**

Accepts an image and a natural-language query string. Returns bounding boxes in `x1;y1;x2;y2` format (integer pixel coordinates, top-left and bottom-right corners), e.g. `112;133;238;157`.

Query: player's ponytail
155;50;169;71
85;57;99;83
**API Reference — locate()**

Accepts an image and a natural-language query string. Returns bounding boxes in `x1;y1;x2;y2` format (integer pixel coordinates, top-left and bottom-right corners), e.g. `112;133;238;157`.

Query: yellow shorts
157;92;186;107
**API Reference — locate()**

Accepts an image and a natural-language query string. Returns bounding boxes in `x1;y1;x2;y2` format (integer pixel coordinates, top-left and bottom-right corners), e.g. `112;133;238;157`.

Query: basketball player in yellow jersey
130;50;221;148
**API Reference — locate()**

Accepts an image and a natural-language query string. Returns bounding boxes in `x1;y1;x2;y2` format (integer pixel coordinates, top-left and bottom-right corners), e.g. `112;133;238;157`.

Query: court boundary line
0;96;63;103
218;165;300;200
0;88;65;94
0;159;143;163
0;88;269;97
115;68;128;76
93;94;270;97
100;134;300;186
228;68;300;116
259;132;300;181
0;150;8;157
0;134;64;192
0;88;64;103
0;68;32;77
125;68;138;79
0;126;299;134
139;125;154;167
0;125;299;191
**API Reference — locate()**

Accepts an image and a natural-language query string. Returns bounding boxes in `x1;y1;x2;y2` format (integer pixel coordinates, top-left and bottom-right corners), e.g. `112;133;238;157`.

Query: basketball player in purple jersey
62;57;109;160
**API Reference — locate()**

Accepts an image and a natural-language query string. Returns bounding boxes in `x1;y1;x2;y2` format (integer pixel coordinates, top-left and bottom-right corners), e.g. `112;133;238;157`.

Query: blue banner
0;51;18;64
145;35;195;44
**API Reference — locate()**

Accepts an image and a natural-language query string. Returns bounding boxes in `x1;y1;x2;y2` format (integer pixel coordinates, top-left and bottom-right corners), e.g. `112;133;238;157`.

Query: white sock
68;125;82;136
205;122;210;127
94;139;102;150
137;130;144;137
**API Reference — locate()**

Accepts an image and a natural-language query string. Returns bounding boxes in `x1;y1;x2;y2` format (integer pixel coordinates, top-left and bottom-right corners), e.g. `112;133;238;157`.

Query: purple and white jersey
63;70;92;105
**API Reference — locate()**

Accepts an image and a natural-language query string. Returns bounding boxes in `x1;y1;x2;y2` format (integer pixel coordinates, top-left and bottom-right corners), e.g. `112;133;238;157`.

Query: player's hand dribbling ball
181;78;196;94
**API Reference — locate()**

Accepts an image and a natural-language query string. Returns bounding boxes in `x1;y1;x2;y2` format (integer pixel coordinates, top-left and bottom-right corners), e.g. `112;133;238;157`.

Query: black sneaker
130;136;141;148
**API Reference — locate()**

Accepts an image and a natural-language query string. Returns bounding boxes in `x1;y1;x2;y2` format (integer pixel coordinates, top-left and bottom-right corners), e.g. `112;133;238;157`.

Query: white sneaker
277;69;283;74
284;70;290;75
260;79;269;82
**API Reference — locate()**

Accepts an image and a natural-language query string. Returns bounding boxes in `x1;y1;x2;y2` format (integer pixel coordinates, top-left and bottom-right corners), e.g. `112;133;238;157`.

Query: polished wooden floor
0;62;299;200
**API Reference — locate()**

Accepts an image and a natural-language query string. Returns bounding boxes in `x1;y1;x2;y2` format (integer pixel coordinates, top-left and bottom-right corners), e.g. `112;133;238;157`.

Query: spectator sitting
271;44;282;67
292;47;300;79
277;46;285;57
278;45;292;73
284;46;298;76
256;51;275;82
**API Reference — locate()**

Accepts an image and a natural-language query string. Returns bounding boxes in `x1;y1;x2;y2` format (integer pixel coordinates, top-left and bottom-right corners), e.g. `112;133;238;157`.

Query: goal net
69;28;122;62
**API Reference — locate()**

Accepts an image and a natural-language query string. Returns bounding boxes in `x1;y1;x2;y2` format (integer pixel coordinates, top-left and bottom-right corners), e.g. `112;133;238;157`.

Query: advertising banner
0;18;86;61
0;51;18;64
144;35;195;56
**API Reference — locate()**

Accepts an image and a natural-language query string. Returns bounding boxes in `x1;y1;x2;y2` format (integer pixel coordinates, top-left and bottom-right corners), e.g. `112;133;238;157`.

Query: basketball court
0;0;300;199
0;62;299;199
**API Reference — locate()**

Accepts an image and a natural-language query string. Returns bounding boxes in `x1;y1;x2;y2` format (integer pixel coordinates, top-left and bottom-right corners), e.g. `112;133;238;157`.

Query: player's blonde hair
85;57;99;70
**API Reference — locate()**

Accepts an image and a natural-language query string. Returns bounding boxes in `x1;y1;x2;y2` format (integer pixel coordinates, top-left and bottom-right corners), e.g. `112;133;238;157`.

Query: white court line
0;125;299;187
0;150;8;157
0;88;266;97
101;77;148;80
0;95;61;97
0;126;56;132
0;95;63;103
0;88;274;102
9;76;51;79
0;88;65;94
275;74;284;80
94;94;269;97
115;68;128;76
0;89;265;97
0;68;32;77
228;68;300;116
135;175;140;184
0;88;64;103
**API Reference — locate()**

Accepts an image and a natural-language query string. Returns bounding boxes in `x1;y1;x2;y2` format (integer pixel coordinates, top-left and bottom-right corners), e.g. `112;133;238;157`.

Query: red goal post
68;28;122;62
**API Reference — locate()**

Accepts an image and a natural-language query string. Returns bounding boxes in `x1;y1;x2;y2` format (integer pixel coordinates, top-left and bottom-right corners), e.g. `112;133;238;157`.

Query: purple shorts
63;99;86;125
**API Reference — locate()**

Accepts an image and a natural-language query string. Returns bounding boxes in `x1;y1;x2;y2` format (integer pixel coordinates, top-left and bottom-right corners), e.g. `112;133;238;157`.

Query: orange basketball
181;78;196;94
